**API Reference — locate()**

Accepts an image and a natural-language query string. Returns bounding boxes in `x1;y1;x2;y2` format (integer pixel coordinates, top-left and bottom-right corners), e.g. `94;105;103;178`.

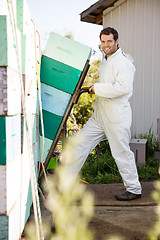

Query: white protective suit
64;48;141;194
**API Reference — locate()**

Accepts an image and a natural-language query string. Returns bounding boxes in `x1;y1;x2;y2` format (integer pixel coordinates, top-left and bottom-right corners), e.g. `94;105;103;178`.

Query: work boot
115;191;141;201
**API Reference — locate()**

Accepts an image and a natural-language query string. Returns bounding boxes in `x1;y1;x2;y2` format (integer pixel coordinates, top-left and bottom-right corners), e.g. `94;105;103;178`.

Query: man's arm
94;61;135;98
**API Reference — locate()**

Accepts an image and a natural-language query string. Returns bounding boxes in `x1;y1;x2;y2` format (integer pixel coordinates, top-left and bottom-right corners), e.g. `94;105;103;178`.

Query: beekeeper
63;27;142;201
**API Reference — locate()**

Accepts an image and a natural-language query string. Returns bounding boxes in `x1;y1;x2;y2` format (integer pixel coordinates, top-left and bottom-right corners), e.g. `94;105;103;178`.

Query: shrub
81;130;160;184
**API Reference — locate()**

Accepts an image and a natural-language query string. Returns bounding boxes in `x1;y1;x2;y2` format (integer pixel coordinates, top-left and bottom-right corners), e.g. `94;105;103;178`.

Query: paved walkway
22;181;157;240
86;181;157;240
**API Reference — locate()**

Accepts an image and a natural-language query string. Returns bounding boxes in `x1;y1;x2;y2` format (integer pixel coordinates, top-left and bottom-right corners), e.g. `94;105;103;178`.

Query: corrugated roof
80;0;118;25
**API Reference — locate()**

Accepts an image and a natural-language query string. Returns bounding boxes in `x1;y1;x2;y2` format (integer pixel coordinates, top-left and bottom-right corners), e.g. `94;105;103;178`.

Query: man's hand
89;85;95;94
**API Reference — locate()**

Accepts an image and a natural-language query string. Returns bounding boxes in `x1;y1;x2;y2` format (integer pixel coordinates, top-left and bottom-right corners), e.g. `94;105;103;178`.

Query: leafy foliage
73;94;96;127
134;127;159;157
67;59;101;129
80;140;122;184
80;130;160;184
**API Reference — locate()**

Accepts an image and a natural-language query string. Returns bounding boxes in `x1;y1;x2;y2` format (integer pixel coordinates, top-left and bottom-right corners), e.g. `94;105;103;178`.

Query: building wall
103;0;160;135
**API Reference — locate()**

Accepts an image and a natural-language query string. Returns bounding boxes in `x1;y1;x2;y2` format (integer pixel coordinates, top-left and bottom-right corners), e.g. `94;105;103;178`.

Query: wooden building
81;0;160;135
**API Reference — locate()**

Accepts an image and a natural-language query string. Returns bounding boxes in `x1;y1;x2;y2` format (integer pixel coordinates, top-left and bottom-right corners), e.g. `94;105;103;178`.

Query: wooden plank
21;34;26;75
0;115;21;165
6;115;21;165
7;157;21;214
0;116;6;165
80;0;118;24
0;216;8;239
21;131;34;226
32;141;39;170
0;67;8;115
17;0;31;34
24;74;37;116
0;0;8;15
0;67;21;116
24;22;36;79
0;2;22;70
7;66;21;115
41;83;71;117
32;114;39;144
0;166;7;214
0;16;7;66
8;195;22;240
40;136;53;163
0;155;21;215
43;32;92;71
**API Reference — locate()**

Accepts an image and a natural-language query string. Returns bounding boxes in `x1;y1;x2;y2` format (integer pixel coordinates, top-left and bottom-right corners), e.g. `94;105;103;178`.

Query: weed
134;127;159;156
81;130;160;184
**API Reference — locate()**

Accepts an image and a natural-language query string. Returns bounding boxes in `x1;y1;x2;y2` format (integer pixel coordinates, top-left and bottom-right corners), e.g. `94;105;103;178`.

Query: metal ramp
39;32;92;178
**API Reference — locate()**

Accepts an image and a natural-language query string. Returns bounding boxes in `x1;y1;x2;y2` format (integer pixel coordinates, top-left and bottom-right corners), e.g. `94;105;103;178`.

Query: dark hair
99;27;119;41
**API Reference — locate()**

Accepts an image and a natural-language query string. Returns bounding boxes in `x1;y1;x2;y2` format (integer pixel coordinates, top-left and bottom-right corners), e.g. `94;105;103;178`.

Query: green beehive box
43;32;92;71
40;32;91;169
40;55;81;94
39;110;62;140
0;115;21;165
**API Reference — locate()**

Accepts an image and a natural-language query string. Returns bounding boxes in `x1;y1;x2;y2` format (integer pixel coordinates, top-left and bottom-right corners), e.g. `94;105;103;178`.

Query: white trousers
64;101;142;194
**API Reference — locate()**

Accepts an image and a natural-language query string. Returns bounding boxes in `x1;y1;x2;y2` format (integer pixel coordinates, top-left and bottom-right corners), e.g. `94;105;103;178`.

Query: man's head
99;27;119;57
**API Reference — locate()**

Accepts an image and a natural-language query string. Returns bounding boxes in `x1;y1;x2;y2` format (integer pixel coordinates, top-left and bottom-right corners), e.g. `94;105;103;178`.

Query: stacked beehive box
0;0;40;239
39;32;92;166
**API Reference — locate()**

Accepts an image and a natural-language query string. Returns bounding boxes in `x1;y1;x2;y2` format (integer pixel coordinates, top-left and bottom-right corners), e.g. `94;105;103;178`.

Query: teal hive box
40;56;81;94
40;32;92;169
0;115;21;165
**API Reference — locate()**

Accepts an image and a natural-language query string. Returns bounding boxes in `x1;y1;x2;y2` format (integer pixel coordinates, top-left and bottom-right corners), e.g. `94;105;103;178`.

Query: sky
26;0;103;55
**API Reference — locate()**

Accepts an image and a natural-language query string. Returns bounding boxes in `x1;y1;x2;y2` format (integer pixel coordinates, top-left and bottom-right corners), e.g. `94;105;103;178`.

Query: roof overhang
80;0;118;25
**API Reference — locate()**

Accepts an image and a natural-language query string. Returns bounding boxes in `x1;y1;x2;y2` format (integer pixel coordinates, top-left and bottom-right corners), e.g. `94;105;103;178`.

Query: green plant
26;137;94;240
134;128;159;157
148;180;160;240
81;130;160;184
81;141;122;184
67;59;101;128
73;93;96;127
137;157;160;181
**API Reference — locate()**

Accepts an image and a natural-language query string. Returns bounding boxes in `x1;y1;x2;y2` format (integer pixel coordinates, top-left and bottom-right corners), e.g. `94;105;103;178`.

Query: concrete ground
22;181;157;240
86;182;157;240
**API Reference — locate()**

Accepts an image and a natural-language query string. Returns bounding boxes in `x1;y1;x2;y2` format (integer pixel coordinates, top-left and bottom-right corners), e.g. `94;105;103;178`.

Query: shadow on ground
21;181;157;240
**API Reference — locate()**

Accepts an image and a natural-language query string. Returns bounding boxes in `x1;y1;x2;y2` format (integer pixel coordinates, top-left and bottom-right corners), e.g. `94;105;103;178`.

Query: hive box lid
42;32;92;71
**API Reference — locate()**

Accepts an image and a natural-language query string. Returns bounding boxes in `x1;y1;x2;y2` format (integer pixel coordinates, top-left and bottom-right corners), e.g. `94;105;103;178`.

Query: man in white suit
64;27;141;201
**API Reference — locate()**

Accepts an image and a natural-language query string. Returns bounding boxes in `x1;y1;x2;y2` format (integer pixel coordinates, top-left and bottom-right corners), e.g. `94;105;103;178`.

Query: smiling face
100;33;119;58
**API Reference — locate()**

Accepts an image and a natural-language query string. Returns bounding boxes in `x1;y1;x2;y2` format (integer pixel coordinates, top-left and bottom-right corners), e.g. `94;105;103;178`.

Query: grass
80;130;160;184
